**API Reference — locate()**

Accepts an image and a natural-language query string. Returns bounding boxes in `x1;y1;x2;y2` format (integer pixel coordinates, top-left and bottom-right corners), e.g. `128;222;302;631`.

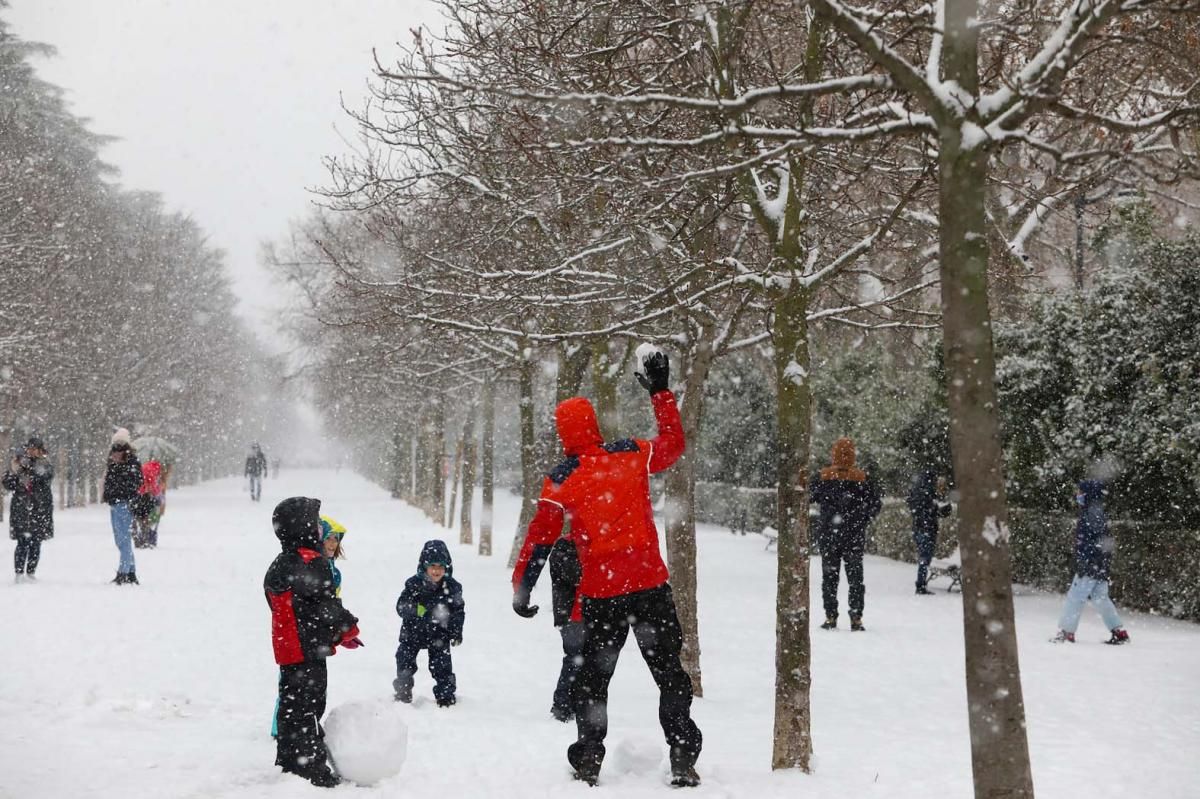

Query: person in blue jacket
907;469;951;594
393;539;465;706
1052;480;1130;645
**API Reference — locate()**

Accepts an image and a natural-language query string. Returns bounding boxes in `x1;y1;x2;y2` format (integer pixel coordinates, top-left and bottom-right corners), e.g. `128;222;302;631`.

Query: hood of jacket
272;496;322;552
417;538;453;577
555;396;604;457
820;437;866;482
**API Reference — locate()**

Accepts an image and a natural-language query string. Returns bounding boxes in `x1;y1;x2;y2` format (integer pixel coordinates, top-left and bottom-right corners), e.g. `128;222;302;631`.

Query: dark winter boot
915;586;934;595
302;768;340;788
392;677;412;703
1050;630;1075;643
437;696;457;708
569;747;602;787
124;571;139;585
1105;628;1130;645
670;766;701;788
112;572;126;585
820;616;837;630
849;616;865;632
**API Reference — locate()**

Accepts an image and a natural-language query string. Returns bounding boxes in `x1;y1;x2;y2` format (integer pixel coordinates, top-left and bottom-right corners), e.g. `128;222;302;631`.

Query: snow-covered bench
929;547;962;592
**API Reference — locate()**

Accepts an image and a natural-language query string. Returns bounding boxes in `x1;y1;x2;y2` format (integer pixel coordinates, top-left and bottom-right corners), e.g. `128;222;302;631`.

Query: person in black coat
393;539;465;707
103;429;142;585
264;496;362;788
4;436;54;582
810;437;882;631
907;469;951;594
245;443;268;502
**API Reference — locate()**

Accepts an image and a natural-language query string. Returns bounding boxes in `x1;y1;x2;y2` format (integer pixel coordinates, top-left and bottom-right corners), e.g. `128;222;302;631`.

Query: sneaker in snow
1050;630;1075;643
819;616;837;630
1105;628;1130;645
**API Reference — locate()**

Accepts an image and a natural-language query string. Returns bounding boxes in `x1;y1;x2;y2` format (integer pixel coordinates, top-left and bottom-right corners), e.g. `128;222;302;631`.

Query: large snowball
324;700;408;786
635;342;664;370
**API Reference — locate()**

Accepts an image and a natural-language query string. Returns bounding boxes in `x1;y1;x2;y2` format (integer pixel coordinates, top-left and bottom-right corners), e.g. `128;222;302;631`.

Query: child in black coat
393;539;465;706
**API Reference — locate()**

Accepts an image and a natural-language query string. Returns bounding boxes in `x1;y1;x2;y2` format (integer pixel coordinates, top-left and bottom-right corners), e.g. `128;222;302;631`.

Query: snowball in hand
324;700;408;786
635;342;664;372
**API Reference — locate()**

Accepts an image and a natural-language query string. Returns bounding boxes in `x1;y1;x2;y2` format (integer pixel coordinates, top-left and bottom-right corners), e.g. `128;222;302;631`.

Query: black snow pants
569;584;702;778
553;620;586;716
275;661;331;776
395;636;456;703
14;537;42;575
821;535;865;619
914;532;936;590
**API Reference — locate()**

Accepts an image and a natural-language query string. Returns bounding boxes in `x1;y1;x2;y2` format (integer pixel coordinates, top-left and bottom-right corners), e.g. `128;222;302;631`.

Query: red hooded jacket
512;390;685;602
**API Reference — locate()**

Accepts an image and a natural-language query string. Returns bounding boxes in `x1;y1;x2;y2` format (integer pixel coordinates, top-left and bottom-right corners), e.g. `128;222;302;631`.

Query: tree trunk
940;2;1034;796
663;335;717;698
591;339;628;439
508;345;541;568
431;399;446;525
446;434;464;529
770;285;814;772
480;379;495;556
460;410;476;545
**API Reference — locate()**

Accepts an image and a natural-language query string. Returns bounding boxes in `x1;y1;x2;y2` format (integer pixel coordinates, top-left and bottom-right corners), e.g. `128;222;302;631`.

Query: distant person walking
246;443;268;501
1052;480;1131;645
104;428;142;585
4;436;55;583
811;437;882;631
907;469;951;594
132;459;166;549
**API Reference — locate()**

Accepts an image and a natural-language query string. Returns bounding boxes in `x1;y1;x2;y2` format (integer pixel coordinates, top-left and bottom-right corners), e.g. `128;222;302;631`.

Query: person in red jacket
264;496;362;788
511;349;702;788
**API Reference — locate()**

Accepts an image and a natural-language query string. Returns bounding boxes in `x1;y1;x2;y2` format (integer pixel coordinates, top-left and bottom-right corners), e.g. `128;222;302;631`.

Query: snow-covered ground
2;469;1197;798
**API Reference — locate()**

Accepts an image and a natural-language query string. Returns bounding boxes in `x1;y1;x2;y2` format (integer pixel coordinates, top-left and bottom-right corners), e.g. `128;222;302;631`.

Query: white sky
7;0;441;344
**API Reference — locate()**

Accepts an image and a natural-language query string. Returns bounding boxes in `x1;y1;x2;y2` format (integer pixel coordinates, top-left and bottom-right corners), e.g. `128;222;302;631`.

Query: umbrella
131;435;180;466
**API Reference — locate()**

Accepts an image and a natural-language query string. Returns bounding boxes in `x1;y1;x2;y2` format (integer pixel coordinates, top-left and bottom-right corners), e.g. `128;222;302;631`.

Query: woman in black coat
4;436;54;582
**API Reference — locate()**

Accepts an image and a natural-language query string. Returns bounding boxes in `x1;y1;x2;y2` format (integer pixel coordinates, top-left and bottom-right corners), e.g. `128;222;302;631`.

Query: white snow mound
324;700;408;786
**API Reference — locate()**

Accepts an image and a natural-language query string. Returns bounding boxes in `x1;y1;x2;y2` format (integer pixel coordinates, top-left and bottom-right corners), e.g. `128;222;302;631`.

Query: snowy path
2;470;1197;798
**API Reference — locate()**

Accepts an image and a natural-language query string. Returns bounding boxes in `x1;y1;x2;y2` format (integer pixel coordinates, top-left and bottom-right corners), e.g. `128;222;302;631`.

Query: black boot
126;571;139;585
112;572;126;585
850;616;865;632
820;615;837;630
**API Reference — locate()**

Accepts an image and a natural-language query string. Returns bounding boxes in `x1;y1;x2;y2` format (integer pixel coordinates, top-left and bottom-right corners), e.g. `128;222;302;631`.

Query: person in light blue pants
1052;480;1130;645
110;502;135;574
103;428;142;585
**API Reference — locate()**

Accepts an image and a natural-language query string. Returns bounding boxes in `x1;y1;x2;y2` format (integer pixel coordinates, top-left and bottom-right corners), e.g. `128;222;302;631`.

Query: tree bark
508;344;540;568
460;410;476;545
480;379;495;557
770;285;814;772
940;1;1034;795
590;339;627;439
446;434;464;529
663;334;717;698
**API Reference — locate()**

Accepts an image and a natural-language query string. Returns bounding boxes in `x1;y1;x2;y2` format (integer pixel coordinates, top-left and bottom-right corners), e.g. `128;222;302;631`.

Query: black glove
635;350;670;394
512;592;539;619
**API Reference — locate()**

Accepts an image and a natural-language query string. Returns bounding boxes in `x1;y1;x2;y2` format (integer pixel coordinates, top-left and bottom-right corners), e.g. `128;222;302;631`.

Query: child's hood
417;539;453;577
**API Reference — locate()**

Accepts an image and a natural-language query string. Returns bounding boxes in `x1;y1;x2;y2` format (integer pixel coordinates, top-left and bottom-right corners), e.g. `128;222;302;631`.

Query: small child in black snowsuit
393;539;465;707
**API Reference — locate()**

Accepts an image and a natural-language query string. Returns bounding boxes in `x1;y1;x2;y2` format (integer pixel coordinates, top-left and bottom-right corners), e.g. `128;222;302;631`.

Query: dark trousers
553;621;587;714
569;584;702;777
395;637;456;702
14;537;42;575
275;661;330;775
821;537;865;618
914;533;936;589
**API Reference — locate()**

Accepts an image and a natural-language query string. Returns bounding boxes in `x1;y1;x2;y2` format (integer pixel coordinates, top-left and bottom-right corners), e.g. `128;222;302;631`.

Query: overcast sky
8;0;441;344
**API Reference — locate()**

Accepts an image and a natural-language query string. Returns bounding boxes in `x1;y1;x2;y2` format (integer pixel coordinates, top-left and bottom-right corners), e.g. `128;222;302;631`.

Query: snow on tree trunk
479;379;495;557
508;347;540;569
939;3;1034;793
770;286;814;772
446;435;463;529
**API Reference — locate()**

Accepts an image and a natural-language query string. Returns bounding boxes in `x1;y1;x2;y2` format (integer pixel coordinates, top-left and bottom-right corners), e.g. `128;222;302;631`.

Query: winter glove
635;350;670;394
416;603;428;618
512;592;539;619
451;638;462;647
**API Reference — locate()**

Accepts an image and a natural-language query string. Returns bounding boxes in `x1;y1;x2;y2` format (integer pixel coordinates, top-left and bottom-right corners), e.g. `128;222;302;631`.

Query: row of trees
1;9;285;495
272;2;1199;797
